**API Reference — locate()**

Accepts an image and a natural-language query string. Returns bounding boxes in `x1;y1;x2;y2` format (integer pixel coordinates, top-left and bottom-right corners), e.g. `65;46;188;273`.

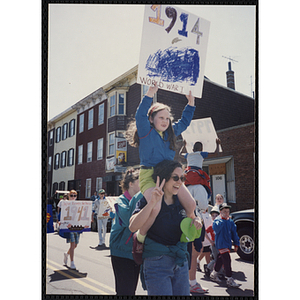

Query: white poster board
59;201;92;233
181;118;222;153
138;5;210;98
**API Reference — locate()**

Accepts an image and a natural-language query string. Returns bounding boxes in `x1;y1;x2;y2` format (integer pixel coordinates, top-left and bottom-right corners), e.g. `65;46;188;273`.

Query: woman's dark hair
193;141;203;152
125;103;177;151
119;168;139;193
152;160;182;184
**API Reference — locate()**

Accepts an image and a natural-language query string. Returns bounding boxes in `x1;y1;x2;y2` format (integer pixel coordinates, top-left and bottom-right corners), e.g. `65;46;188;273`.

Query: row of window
49;119;76;146
51;88;147;146
109;93;125;117
51;148;75;170
50;133;117;170
79;103;105;134
78;93;125;135
78;138;104;164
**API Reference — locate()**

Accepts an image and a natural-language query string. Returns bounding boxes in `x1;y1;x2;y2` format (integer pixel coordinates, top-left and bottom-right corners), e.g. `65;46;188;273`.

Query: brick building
71;88;108;200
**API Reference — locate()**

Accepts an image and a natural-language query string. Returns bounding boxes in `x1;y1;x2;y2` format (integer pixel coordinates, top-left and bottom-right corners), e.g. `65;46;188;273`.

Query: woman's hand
186;91;195;107
150;176;165;205
191;216;202;230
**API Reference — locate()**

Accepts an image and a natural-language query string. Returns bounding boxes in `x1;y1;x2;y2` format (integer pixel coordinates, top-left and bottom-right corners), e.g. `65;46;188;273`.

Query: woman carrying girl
126;83;197;262
129;160;203;295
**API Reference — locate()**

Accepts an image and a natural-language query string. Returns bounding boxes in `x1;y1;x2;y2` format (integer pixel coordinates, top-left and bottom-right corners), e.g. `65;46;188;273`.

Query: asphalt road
46;230;254;296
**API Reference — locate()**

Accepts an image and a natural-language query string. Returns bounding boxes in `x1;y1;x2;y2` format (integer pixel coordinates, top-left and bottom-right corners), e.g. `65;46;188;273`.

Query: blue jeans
143;254;190;295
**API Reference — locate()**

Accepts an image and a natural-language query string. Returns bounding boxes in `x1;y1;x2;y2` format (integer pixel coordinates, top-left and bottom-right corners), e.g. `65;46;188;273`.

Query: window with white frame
109;94;116;117
98;103;104;125
61;151;66;168
68;148;74;166
56;127;61;143
108;132;115;156
62;123;68;140
86;178;91;198
97;138;103;160
79;114;84;133
96;177;102;193
87;141;93;162
69;119;75;137
49;130;54;146
118;93;125;115
48;156;52;171
54;153;60;169
88;109;94;130
78;145;83;164
142;85;157;103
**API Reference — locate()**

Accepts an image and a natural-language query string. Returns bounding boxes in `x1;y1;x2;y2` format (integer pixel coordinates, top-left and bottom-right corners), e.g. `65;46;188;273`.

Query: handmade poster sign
138;5;210;98
59;201;92;233
181;117;222;153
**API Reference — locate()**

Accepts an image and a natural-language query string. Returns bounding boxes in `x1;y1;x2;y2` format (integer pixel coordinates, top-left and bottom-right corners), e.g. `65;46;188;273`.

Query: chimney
226;61;235;90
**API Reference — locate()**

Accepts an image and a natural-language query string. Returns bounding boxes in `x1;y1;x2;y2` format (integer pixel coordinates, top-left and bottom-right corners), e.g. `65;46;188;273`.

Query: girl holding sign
60;190;81;270
126;83;197;264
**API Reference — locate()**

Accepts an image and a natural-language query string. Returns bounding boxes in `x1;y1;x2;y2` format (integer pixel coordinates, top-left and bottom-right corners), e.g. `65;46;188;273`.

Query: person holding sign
126;83;197;264
60;190;81;270
92;189;112;248
129;160;202;296
180;138;221;212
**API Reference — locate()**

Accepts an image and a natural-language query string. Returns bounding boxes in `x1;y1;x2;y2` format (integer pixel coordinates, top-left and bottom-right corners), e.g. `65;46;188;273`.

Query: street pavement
46;230;254;296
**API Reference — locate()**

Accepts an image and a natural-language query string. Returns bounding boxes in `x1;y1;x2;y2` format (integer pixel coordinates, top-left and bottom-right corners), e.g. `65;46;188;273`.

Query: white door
212;174;227;204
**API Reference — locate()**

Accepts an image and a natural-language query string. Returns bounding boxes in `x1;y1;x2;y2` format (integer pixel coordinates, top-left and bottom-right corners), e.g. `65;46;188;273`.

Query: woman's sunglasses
70;194;77;197
171;175;186;182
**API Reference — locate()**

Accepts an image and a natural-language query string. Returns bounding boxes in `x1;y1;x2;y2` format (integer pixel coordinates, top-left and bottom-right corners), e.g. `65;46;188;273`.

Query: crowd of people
54;85;242;295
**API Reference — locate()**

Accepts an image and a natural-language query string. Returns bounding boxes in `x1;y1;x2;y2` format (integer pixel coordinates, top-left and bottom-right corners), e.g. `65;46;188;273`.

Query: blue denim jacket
136;95;195;167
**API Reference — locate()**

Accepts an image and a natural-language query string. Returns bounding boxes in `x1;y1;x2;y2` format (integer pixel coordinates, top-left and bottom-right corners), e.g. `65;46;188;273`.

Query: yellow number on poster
149;5;164;26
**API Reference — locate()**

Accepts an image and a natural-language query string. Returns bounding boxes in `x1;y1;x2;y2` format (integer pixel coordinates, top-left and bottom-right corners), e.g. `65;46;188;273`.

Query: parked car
230;208;254;262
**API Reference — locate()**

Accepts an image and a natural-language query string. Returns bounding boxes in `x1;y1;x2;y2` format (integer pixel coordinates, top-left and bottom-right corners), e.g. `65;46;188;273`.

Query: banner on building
137;5;210;98
59;201;92;233
115;137;127;165
181;117;222;153
106;156;115;171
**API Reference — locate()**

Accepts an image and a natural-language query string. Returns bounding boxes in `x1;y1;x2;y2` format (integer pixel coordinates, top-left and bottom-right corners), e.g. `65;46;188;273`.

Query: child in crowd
210;203;241;288
215;193;225;207
58;190;81;270
197;207;214;272
126;83;197;263
203;206;220;277
180;138;221;213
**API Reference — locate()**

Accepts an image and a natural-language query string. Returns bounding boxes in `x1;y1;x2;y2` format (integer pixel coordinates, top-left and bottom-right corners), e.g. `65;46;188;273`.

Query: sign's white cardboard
138;5;210;98
181;118;222;153
59;201;92;230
